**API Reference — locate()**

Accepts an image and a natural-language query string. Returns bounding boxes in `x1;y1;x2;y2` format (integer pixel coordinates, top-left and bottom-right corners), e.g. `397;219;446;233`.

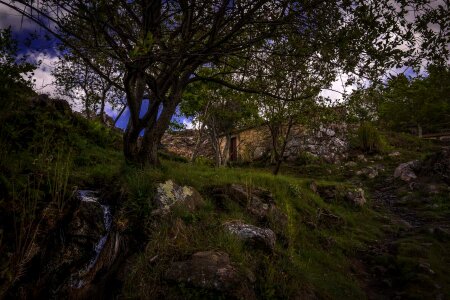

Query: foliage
378;65;450;133
4;0;448;164
0;27;36;110
352;122;387;153
52;52;125;121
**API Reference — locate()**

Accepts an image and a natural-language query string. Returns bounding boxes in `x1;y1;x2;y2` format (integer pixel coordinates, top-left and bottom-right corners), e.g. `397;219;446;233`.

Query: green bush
353;122;387;153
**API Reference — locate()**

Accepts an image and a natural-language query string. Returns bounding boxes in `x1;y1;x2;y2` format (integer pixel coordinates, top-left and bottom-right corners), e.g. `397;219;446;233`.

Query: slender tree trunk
418;123;423;138
191;121;206;163
272;118;294;175
114;105;127;126
99;91;107;124
221;133;231;166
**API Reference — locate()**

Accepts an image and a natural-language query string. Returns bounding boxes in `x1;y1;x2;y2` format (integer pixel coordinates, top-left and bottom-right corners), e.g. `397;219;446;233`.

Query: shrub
353;122;387;153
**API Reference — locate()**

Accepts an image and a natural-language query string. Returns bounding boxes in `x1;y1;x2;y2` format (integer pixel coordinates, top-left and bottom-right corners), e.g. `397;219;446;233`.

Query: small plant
353;122;387;153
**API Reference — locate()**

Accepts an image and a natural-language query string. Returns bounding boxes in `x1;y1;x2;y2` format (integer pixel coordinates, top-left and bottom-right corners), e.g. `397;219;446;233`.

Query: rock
394;160;420;182
67;196;106;241
420;149;450;184
224;220;276;252
356;167;378;179
345;161;357;167
345;188;366;207
357;154;367;162
389;151;401;157
208;184;286;223
164;251;255;299
309;180;318;193
374;155;383;160
153;180;204;214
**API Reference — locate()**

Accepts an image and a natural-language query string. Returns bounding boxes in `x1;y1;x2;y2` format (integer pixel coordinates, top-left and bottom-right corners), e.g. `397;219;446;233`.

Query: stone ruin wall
162;123;350;164
161;130;214;160
225;123;349;163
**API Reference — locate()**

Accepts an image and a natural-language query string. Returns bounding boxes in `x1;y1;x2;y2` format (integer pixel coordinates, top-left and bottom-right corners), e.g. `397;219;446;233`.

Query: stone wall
162;123;350;164
161;130;214;160
222;123;350;163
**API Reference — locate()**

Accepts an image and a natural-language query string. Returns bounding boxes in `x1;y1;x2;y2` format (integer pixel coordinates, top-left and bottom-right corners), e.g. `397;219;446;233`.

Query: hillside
0;96;449;299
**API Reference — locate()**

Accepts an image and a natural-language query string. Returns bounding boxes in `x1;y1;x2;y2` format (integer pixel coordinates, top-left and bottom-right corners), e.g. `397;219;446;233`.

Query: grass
119;160;383;299
1;98;447;299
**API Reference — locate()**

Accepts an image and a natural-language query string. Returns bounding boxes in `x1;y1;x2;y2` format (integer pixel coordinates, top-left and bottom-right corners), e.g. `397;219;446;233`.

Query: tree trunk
418;123;423;138
221;133;231;166
272;118;293;175
191;122;206;163
114;105;127;126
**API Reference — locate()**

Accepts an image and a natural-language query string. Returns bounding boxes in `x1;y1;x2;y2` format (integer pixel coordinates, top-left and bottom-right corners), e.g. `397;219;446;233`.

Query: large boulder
224;220;276;252
164;251;255;299
394;160;420;182
153;180;204;214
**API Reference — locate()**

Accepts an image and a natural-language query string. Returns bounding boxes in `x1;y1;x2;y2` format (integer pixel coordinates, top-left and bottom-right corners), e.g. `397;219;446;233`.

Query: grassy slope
1;101;447;299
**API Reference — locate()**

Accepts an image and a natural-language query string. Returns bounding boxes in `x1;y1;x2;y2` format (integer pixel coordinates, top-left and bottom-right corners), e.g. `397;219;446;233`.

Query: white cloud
24;51;59;97
319;73;357;103
183;118;195;129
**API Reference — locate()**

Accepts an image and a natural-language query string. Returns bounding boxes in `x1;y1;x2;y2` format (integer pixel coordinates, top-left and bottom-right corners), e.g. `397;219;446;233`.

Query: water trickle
70;190;112;289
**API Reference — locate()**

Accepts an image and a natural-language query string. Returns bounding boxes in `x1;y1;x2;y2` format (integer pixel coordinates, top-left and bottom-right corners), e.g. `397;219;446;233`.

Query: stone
224;220;276;252
357;154;367;162
67;197;106;241
164;251;255;299
420;149;450;184
208;184;285;222
153;180;204;214
388;151;401;157
345;161;357;167
345;188;366;207
394;160;420;182
356;166;379;179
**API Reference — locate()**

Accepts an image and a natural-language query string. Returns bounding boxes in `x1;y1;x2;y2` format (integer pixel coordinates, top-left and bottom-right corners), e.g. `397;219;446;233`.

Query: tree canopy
2;0;449;165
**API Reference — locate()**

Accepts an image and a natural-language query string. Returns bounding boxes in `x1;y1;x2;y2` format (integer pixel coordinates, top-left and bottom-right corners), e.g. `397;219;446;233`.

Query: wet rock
224;220;276;252
394;160;420;182
153;180;204;214
67;195;106;241
164;251;255;299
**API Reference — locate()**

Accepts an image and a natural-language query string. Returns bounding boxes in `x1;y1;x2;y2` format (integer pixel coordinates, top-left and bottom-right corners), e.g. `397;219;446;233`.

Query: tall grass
353;122;387;153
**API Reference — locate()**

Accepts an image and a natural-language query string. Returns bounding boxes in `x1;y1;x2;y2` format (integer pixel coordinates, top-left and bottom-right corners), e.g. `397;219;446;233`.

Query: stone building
219;123;350;164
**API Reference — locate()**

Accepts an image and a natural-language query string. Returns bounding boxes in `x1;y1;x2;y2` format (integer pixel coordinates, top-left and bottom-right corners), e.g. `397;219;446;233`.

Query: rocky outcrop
224;220;276;252
316;185;366;207
153;180;204;214
394;160;420;182
420;149;450;184
208;184;287;226
161;130;214;160
164;251;255;299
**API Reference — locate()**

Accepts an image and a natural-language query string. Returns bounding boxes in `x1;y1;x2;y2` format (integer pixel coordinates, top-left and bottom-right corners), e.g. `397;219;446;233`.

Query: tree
3;0;448;165
52;53;125;123
0;27;36;110
181;79;257;167
379;65;450;134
